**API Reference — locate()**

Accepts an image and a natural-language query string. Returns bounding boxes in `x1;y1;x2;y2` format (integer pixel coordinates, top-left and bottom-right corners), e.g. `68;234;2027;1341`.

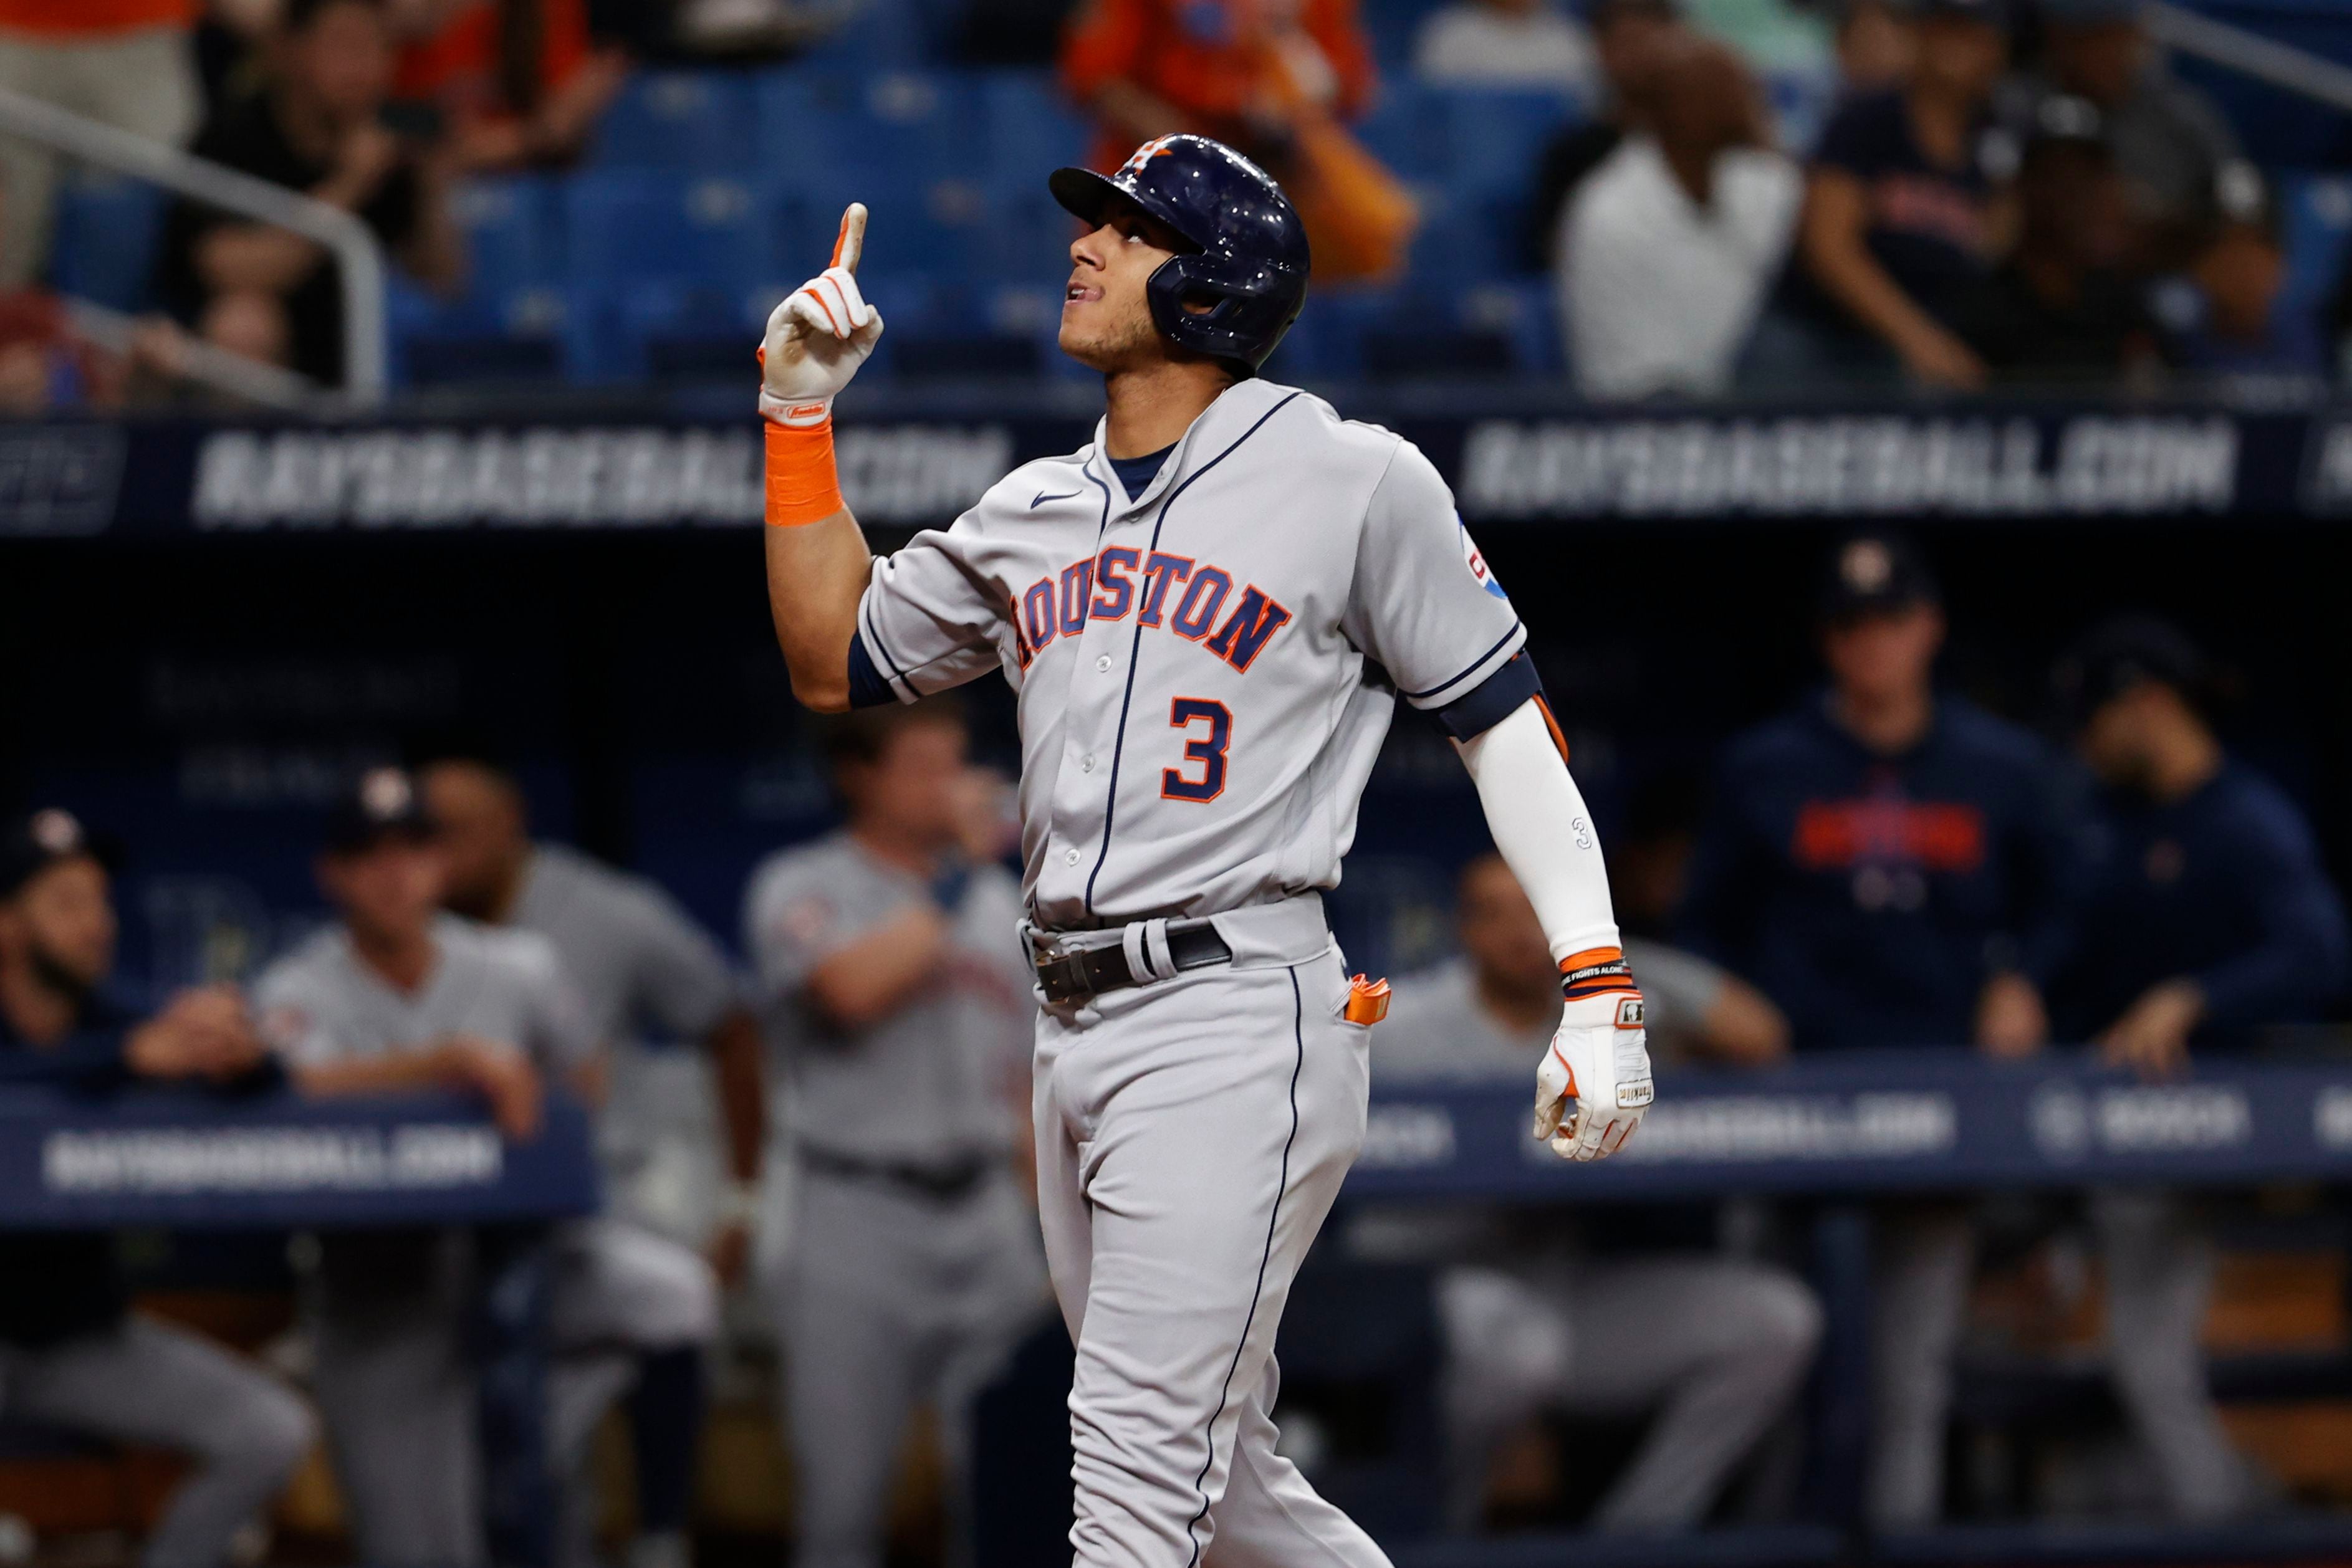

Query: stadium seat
590;69;757;169
982;71;1090;181
757;69;986;196
1358;82;1449;183
1439;87;1578;200
47;174;166;312
2280;171;2352;312
448;176;562;302
405;333;565;386
564;171;772;294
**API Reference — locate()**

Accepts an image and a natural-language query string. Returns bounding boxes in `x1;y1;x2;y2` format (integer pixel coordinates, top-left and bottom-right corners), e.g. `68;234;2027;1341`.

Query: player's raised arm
762;204;886;712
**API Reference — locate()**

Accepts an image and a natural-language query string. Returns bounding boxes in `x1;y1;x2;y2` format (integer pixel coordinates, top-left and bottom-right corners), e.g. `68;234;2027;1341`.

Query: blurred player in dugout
255;770;723;1568
2048;617;2350;1519
1679;533;2076;1526
421;755;768;1567
0;809;315;1568
744;701;1049;1568
1357;853;1818;1532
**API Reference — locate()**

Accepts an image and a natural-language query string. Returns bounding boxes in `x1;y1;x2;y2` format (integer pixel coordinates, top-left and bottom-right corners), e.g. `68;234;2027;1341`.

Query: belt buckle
1034;945;1092;1005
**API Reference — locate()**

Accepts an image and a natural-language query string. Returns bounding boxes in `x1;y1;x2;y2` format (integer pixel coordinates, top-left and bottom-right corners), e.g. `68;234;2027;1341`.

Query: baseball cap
2053;615;2210;725
0;808;119;899
1819;533;1940;622
323;767;437;854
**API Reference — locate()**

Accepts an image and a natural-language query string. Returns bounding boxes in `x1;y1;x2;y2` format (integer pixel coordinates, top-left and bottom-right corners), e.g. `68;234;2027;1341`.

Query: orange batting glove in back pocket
1344;974;1391;1025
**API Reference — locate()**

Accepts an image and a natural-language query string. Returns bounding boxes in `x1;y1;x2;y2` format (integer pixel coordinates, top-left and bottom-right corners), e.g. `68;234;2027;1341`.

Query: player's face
848;722;971;849
1456;858;1557;996
323;837;448;945
1822;603;1942;707
420;765;524;919
0;858;117;996
1060;209;1182;373
2080;687;2157;789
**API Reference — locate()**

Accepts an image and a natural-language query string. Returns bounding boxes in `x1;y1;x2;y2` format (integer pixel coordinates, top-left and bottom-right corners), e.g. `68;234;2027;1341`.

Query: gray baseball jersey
854;378;1524;927
255;914;595;1072
744;831;1032;1165
509;843;739;1053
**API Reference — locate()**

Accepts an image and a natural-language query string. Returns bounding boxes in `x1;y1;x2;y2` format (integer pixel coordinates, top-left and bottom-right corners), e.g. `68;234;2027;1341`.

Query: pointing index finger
832;203;868;276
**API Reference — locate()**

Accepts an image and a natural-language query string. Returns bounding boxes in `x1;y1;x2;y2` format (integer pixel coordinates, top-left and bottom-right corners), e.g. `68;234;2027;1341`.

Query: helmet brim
1049;166;1208;252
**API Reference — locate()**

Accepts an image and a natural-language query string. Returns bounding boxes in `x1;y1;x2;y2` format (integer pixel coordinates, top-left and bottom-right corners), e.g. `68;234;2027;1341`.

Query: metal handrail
2148;1;2352;117
62;299;317;411
0;84;386;403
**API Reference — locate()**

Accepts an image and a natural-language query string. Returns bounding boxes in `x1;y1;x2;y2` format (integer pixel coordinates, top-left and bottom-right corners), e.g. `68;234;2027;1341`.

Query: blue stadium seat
564;171;772;292
47;174;166;312
986;183;1080;287
1358;82;1449;183
1439;87;1577;200
2280;171;2352;312
1459;276;1560;376
790;0;929;72
591;69;757;170
757;69;986;197
448;176;562;302
982;72;1090;179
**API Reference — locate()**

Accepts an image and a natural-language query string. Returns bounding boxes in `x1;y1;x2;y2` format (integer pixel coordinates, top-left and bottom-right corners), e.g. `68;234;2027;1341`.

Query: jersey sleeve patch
1434;649;1544;742
1458;514;1509;602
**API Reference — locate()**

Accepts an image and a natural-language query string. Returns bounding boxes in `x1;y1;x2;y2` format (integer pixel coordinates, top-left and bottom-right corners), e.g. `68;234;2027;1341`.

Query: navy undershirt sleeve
845;631;900;709
1434;649;1545;741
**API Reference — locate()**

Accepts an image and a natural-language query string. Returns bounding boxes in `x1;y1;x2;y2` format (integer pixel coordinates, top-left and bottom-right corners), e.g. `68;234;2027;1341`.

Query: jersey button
1095;654;1112;673
1063;846;1082;866
1081;754;1096;772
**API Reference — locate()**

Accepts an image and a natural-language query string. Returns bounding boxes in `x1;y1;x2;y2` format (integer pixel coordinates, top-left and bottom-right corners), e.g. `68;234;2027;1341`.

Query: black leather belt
1030;922;1233;1005
798;1145;991;1202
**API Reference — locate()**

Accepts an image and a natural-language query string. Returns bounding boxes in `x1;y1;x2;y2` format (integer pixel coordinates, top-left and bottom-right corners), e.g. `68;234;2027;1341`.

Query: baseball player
1360;854;1818;1532
754;133;1653;1567
0;809;317;1568
421;756;764;1568
744;701;1047;1568
253;769;719;1568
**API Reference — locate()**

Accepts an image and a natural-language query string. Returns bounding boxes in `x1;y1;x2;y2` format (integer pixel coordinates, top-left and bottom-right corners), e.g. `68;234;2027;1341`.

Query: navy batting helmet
1049;135;1310;375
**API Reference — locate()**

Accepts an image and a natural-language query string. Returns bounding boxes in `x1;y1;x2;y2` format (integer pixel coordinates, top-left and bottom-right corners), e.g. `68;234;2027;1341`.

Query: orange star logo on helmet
1120;136;1179;176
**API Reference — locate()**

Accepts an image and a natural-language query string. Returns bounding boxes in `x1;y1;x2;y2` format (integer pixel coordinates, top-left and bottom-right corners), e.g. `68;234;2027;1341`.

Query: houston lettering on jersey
1013;548;1293;674
1790;797;1987;873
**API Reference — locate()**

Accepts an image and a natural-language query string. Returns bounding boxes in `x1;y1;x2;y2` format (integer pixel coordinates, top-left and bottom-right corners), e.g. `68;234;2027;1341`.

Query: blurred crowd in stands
0;0;2347;403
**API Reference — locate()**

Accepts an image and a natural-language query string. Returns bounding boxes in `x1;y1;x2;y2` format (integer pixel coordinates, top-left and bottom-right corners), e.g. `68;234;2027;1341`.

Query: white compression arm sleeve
1456;699;1622;963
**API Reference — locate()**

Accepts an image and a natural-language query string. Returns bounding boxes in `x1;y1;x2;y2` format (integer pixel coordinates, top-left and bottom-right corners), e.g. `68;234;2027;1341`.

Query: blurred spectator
0;0;201;288
0;290;108;411
1828;0;1913;94
1525;0;1684;269
1360;854;1817;1531
2051;618;2347;1521
1679;534;2075;1525
1413;0;1596;95
421;757;761;1568
2162;203;2329;386
257;767;718;1568
1953;95;2162;385
1060;0;1374;176
391;0;629;171
155;0;463;385
1778;0;2012;389
743;704;1046;1568
0;808;318;1568
1560;34;1797;398
2030;0;2242;268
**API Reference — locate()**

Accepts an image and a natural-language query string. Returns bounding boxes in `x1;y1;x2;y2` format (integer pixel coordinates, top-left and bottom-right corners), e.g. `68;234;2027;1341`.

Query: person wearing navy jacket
1679;533;2078;1526
0;809;315;1568
2053;618;2349;1520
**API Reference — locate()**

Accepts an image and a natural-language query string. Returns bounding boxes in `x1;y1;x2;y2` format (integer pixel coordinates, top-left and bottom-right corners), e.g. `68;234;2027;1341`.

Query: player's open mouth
1065;282;1102;304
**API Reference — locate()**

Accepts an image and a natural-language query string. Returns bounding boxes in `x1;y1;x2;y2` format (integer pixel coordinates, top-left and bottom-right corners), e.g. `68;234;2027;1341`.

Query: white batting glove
758;203;883;428
1534;948;1653;1162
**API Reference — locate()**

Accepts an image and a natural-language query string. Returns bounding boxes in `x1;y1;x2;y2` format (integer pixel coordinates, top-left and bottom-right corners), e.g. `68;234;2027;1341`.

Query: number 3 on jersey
1161;697;1231;802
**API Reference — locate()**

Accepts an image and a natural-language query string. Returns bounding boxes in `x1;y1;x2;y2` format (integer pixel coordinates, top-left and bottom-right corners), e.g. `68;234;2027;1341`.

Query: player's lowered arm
761;204;886;713
1453;699;1620;962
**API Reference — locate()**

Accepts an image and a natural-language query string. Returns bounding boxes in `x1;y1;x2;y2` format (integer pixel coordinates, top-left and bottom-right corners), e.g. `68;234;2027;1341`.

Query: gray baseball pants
1034;911;1391;1568
774;1166;1047;1568
310;1221;718;1568
1435;1256;1822;1531
0;1315;314;1568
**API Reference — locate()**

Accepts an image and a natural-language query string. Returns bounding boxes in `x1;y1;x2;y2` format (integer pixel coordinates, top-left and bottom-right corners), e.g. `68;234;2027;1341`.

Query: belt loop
1141;917;1175;981
1120;921;1151;985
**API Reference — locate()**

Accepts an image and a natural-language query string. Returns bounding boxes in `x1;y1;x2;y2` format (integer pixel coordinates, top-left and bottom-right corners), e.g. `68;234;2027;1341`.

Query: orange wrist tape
1559;945;1636;1001
764;417;843;527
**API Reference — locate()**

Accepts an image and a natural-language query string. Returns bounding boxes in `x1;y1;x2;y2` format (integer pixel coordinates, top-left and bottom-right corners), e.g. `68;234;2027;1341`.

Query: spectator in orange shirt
0;0;204;287
1060;0;1375;176
393;0;628;171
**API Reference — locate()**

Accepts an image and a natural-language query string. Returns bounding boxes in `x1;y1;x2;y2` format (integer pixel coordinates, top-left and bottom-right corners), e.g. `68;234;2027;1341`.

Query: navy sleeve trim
845;631;901;709
1434;650;1544;742
1399;621;1525;704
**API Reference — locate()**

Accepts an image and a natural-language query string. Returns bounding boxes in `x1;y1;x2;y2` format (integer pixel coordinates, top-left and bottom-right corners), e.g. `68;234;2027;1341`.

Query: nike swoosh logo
1032;489;1082;508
